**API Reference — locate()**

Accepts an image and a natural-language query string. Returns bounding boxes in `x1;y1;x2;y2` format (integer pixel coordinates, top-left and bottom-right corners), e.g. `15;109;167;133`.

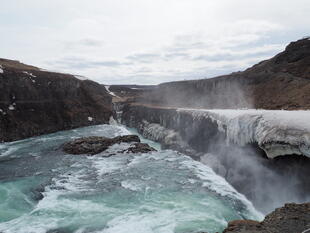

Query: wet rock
31;187;45;201
62;135;156;155
124;143;156;153
63;136;111;155
223;202;310;233
112;135;140;143
261;203;310;233
223;220;263;233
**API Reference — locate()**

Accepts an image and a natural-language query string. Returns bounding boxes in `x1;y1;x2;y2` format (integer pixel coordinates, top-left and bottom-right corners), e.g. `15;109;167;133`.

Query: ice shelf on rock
140;120;188;148
178;109;310;159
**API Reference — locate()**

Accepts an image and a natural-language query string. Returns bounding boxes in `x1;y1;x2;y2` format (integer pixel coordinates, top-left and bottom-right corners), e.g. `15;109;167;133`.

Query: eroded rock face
62;135;156;155
0;58;114;142
223;203;310;233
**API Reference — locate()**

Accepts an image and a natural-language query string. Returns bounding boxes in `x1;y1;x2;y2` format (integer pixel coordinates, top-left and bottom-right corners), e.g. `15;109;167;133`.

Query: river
0;124;262;233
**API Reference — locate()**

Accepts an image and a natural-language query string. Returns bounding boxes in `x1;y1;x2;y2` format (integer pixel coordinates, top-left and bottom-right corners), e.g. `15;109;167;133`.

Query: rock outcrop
62;135;156;155
0;58;114;142
133;38;310;110
223;203;310;233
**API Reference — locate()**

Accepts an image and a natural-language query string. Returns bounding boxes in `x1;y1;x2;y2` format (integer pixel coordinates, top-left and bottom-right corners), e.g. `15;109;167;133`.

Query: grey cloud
47;57;127;70
63;38;104;51
167;42;207;53
135;67;153;73
192;50;279;62
78;38;104;47
126;53;162;63
164;52;189;59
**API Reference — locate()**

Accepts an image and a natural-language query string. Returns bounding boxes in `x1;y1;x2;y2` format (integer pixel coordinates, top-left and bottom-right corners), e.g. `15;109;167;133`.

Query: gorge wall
0;59;114;142
121;104;310;213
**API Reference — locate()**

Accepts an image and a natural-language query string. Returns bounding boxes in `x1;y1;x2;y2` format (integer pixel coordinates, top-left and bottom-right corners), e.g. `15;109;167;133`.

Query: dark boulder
63;136;113;155
62;135;156;155
124;143;156;153
223;220;264;233
113;135;140;143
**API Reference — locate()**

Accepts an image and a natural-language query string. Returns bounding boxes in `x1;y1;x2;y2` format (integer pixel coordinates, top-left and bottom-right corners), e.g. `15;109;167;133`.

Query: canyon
0;37;309;232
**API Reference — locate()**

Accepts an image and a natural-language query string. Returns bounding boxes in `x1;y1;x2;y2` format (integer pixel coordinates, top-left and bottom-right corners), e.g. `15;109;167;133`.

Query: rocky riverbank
223;202;310;233
0;58;114;142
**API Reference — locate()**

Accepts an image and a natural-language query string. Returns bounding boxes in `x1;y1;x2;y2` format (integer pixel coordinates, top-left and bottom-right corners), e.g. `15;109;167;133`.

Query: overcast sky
1;0;309;85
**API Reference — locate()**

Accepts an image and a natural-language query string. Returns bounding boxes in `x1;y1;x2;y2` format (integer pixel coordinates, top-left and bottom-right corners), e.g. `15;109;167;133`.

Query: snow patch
39;68;58;73
22;71;36;78
0;109;6;115
23;71;36;83
74;75;88;80
8;105;15;111
0;65;3;74
88;117;93;122
105;85;118;97
178;109;310;158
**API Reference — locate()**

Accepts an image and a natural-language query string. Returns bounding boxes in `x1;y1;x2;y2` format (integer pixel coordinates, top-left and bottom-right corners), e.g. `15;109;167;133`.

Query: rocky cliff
137;38;310;110
0;59;114;142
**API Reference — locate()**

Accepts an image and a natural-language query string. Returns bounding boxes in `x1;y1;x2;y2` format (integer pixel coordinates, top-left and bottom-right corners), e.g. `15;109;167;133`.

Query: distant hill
138;38;310;110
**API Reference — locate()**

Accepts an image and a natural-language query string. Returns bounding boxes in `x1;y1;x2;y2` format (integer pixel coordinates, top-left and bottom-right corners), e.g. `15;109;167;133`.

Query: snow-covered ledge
178;109;310;159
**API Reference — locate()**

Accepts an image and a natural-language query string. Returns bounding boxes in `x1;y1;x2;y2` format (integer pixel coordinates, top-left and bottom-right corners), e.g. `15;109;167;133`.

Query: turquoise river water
0;124;262;233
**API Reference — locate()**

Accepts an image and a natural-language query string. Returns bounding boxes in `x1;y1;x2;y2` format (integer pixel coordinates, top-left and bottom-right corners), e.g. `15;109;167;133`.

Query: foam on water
0;124;261;233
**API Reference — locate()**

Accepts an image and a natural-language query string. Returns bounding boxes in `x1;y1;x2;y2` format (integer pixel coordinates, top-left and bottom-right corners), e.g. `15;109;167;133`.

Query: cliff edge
0;59;114;142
